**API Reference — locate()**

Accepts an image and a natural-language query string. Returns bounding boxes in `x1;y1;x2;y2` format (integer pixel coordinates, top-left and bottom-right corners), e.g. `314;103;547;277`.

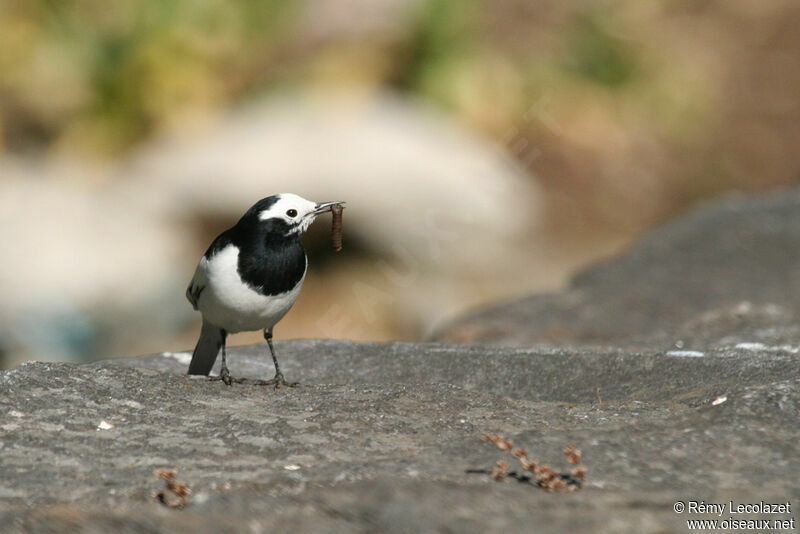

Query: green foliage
0;0;702;159
564;13;637;87
392;0;481;105
0;0;296;154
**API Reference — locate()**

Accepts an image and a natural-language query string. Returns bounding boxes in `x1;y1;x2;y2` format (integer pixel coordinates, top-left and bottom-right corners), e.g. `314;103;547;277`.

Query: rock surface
1;340;798;532
433;188;800;350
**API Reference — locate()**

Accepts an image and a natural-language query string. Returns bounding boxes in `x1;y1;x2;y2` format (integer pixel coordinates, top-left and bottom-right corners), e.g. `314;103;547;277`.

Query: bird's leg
214;330;296;388
209;330;234;386
219;341;233;386
260;329;298;388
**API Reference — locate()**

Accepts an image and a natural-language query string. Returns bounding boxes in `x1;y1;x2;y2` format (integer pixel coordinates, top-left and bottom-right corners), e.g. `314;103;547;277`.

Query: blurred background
1;0;799;368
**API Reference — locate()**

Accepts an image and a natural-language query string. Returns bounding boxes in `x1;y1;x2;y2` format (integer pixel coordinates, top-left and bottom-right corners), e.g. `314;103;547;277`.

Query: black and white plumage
186;193;344;387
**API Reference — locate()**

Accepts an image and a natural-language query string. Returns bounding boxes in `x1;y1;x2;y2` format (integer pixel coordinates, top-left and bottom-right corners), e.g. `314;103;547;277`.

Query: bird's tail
187;320;224;375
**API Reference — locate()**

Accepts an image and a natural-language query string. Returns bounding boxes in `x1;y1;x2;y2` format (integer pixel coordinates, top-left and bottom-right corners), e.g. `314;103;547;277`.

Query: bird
185;193;344;387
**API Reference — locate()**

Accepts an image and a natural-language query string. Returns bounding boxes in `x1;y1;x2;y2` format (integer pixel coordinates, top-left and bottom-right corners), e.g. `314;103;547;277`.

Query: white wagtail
186;193;344;387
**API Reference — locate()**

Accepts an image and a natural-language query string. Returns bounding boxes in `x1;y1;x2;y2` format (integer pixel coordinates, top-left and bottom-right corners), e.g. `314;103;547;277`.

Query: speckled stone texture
1;341;798;533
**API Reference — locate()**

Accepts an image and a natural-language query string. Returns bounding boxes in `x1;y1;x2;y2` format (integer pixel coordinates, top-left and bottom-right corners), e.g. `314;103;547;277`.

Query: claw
208;372;234;386
211;374;298;388
261;374;299;389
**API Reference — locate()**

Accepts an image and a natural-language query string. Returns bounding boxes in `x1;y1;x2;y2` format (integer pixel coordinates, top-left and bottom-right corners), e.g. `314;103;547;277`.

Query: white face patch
258;193;319;234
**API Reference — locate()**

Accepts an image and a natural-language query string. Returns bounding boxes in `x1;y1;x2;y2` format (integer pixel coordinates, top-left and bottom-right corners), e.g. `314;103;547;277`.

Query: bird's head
246;193;344;236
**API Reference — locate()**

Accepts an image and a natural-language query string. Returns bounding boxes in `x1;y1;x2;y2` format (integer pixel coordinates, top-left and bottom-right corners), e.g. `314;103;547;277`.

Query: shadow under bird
186;193;344;387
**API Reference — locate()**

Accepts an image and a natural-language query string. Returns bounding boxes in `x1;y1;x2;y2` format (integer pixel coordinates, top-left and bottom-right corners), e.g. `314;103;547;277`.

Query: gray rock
1;340;798;532
432;188;800;349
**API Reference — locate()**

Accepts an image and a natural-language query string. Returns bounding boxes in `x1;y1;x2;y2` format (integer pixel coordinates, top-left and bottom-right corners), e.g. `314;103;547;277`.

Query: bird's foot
209;367;235;386
209;373;297;389
257;373;298;389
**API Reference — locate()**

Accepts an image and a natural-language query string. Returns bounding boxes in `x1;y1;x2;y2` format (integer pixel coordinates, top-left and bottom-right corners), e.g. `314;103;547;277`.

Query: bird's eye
286;209;298;218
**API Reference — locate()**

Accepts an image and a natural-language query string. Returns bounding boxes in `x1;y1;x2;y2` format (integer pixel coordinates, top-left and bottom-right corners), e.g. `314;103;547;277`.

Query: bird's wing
187;229;233;310
186;259;208;310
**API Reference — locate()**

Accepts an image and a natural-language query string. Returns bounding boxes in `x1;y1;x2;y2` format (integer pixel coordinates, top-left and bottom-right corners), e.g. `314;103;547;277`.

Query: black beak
313;201;345;215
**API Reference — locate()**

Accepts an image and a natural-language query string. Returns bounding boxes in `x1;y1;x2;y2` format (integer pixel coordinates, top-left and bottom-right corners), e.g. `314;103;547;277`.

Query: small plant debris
468;433;588;491
154;469;191;509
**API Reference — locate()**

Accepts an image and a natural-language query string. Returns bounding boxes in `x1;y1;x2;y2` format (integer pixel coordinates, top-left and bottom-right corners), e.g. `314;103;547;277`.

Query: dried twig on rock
154;469;191;509
473;433;588;491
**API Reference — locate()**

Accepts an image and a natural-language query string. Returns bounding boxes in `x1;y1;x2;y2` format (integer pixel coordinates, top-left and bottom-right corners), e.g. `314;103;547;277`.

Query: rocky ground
1;341;797;533
1;188;798;532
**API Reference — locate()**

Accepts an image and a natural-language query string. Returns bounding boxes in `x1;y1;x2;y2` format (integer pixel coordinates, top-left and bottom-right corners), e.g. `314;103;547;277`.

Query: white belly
196;245;305;333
